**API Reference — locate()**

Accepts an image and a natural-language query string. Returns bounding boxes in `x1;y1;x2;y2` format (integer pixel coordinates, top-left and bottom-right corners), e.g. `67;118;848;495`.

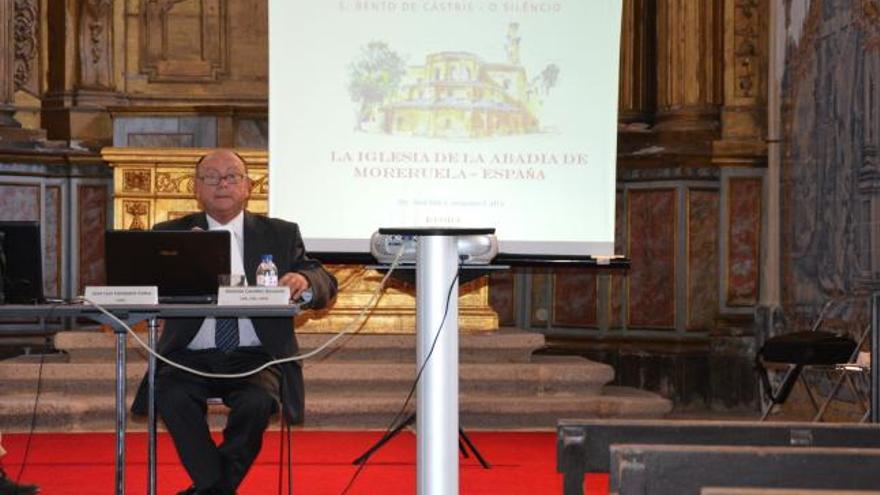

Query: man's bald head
193;149;251;224
196;149;249;175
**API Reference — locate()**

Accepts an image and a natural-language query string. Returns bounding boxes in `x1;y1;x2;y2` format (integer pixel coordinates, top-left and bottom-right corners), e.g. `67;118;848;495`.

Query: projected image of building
380;24;553;139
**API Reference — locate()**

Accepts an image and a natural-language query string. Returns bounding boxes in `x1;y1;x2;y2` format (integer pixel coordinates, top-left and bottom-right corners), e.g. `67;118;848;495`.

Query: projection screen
269;0;622;256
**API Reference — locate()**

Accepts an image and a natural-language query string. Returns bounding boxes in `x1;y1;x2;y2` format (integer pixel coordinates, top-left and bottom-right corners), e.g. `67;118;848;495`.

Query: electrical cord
72;245;407;380
0;248;404;494
340;261;462;495
14;301;63;489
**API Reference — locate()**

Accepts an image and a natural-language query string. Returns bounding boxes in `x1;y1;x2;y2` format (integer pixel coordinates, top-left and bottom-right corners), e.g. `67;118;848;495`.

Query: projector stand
372;228;495;495
352;412;490;469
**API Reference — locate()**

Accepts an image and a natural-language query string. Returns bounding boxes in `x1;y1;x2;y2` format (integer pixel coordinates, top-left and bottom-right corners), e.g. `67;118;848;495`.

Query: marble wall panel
0;183;59;297
628;189;676;328
44;186;61;297
488;270;515;327
530;271;552;327
553;269;598;327
727;178;761;306
113;116;217;148
688;189;719;330
0;184;40;221
78;184;109;293
236;119;268;148
128;133;195;148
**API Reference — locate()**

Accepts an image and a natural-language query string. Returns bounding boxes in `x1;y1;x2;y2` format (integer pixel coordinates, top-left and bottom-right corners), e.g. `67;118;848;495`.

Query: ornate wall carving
79;0;114;89
140;0;228;82
13;0;38;95
733;0;761;99
122;169;151;192
712;0;768;147
123;200;150;230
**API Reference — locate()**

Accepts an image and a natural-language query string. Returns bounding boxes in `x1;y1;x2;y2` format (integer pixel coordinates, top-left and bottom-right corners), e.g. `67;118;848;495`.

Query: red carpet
0;430;608;494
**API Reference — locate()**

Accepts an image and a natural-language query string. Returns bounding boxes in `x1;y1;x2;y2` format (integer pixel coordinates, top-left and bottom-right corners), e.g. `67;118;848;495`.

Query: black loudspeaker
0;222;43;304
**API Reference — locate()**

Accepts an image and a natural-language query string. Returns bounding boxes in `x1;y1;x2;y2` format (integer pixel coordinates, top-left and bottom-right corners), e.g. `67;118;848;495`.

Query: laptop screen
0;221;44;304
105;230;230;302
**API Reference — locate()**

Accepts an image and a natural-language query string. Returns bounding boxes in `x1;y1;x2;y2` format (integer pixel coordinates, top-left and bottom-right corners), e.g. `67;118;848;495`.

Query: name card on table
85;286;159;305
218;286;290;306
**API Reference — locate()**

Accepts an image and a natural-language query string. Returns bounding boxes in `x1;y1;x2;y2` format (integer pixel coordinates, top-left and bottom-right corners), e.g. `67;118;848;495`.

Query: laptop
0;221;44;304
105;230;230;303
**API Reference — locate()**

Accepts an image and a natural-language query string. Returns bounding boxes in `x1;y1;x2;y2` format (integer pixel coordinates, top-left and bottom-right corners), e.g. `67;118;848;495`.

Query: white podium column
416;234;459;495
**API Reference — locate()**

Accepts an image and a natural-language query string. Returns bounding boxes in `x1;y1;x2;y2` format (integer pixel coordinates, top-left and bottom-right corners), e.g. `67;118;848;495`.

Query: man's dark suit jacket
131;211;338;423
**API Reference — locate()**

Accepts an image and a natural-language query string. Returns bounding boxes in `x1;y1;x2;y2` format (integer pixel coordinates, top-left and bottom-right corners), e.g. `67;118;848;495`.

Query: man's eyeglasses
197;173;246;186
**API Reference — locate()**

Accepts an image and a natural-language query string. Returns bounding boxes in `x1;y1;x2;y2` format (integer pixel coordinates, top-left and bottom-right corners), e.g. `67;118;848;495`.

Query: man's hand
279;272;310;301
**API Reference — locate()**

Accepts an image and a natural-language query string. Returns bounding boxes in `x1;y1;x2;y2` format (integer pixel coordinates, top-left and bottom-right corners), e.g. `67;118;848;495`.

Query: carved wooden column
714;0;768;158
618;0;655;125
0;0;44;141
655;0;723;133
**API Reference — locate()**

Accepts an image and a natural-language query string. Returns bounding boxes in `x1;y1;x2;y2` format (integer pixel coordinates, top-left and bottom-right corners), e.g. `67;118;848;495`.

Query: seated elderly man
132;149;337;495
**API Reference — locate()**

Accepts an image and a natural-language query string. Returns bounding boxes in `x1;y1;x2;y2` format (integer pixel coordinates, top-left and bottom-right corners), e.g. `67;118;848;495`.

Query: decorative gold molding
123;199;150;230
122;169;151;193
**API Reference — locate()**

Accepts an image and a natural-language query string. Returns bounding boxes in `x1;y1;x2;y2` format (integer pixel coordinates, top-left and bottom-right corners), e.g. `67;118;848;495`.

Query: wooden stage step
0;328;672;431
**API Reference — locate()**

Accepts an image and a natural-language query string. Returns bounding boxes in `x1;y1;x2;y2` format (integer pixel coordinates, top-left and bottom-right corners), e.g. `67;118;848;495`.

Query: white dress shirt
187;211;262;350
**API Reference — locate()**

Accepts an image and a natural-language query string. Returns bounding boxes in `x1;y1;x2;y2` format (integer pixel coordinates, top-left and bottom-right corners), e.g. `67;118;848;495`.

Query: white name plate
217;286;291;306
85;286;159;305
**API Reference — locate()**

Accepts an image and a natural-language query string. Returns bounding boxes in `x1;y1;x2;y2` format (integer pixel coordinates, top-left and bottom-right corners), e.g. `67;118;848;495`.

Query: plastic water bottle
256;254;278;287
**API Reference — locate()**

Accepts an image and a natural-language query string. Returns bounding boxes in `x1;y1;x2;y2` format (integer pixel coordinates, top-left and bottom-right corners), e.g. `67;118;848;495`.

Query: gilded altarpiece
102;147;498;334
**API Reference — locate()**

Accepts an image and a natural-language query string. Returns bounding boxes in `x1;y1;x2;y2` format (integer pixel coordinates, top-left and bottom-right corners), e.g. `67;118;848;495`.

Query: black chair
757;299;864;421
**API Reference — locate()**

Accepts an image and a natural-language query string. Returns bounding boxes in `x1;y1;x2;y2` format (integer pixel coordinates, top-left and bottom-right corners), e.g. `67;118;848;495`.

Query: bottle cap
261;254;273;262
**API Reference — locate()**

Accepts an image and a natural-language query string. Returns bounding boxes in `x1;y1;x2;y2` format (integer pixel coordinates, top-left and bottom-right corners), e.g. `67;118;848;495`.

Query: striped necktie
215;317;239;353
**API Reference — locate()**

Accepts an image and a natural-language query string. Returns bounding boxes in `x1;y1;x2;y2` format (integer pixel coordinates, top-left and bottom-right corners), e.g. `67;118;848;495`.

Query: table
0;303;299;495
